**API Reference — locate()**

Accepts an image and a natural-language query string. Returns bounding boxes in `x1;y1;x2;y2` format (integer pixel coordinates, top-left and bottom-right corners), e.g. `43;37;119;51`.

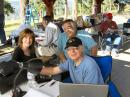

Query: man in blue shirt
40;37;104;84
57;19;97;62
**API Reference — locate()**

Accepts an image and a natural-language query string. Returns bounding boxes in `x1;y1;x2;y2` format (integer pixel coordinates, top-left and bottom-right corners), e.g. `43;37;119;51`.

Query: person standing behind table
12;28;36;84
99;13;121;56
58;19;97;62
40;37;104;84
36;15;61;57
0;0;6;44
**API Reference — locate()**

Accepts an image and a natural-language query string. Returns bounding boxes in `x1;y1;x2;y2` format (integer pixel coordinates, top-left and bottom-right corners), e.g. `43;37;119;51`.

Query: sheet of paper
38;80;59;97
23;88;51;97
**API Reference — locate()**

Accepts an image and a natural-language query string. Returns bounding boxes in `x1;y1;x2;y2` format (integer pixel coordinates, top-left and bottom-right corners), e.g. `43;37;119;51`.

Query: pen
49;80;57;86
39;82;48;88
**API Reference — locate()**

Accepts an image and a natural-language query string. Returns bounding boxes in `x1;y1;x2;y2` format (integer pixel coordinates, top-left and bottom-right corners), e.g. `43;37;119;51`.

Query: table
0;80;59;97
23;80;59;97
0;46;14;62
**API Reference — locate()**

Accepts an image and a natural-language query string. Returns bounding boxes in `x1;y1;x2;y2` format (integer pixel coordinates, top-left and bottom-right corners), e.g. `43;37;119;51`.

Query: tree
73;0;78;20
78;0;93;15
42;0;56;18
114;0;126;13
21;0;104;19
54;0;66;18
93;0;103;14
4;1;15;16
64;0;69;19
0;0;14;44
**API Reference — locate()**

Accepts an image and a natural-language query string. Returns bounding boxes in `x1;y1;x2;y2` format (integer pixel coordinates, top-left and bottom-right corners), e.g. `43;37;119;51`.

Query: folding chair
122;23;130;45
98;31;122;55
63;56;121;97
91;56;112;82
91;56;121;97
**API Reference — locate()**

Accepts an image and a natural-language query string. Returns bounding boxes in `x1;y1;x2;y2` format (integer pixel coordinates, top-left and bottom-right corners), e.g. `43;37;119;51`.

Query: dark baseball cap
65;37;82;49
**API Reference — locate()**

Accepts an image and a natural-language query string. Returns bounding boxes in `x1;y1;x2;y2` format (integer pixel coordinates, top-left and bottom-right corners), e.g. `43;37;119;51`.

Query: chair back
91;56;112;82
123;23;130;28
123;23;130;34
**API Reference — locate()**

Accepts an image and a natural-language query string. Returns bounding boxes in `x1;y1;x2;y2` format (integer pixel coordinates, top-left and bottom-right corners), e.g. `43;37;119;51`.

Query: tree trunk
0;0;6;43
93;0;103;14
42;0;56;18
73;0;78;20
64;0;69;19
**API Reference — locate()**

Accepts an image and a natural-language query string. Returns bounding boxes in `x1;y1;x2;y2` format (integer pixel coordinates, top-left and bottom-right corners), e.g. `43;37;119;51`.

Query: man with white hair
40;37;103;84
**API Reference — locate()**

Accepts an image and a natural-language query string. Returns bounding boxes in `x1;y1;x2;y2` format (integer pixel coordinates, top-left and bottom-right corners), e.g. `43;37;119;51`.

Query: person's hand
107;28;113;32
40;66;45;75
106;28;114;34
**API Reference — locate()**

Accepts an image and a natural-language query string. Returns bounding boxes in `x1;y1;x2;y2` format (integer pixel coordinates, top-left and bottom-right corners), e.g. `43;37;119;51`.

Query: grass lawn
4;19;22;38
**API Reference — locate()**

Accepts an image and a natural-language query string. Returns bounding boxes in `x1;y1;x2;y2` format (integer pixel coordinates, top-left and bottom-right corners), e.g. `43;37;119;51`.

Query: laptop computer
59;83;108;97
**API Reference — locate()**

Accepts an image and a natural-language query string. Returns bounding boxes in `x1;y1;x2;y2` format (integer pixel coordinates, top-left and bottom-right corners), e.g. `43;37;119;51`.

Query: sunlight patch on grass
5;19;22;38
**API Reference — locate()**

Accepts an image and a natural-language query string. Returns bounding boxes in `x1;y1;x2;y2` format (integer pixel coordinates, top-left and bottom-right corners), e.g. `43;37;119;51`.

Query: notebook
59;83;108;97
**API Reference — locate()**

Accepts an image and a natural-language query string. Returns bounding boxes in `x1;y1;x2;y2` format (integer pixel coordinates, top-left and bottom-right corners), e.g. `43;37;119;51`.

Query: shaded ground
110;15;130;97
112;40;130;97
98;40;130;97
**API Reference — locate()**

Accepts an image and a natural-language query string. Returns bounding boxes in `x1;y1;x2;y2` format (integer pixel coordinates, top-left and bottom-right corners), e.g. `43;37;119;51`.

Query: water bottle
12;36;16;47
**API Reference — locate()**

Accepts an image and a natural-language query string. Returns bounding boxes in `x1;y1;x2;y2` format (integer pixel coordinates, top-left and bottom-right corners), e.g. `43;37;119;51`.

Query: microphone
27;58;43;74
73;63;77;68
12;58;43;97
17;58;43;75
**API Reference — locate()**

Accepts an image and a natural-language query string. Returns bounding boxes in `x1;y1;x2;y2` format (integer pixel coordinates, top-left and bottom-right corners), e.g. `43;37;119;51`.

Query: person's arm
40;59;70;76
40;66;62;76
79;31;97;56
83;57;104;84
90;45;98;56
83;68;99;84
57;33;67;62
43;24;54;46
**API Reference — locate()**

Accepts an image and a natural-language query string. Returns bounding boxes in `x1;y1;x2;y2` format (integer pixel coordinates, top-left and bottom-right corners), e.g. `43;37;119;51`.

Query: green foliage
78;0;93;15
54;0;93;18
4;1;15;16
77;0;93;15
54;0;65;16
79;0;93;15
30;0;46;17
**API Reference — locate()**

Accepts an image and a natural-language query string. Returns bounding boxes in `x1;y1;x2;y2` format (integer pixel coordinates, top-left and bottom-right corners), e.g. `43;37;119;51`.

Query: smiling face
62;21;77;38
18;28;35;50
67;45;83;61
22;34;33;48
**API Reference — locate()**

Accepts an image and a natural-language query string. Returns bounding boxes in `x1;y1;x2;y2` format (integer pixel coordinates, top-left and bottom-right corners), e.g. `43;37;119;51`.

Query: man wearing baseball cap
100;13;121;56
40;37;104;84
